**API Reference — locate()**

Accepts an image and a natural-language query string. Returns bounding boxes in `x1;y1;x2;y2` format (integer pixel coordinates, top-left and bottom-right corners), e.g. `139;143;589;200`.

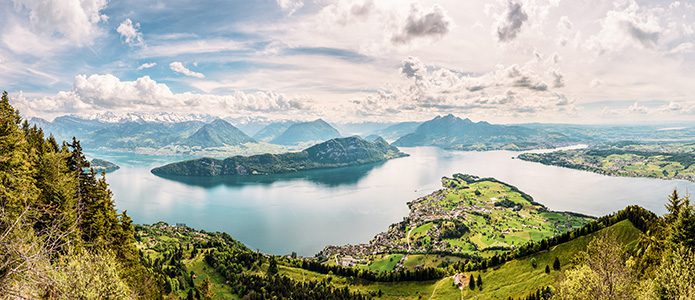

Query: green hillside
134;218;641;299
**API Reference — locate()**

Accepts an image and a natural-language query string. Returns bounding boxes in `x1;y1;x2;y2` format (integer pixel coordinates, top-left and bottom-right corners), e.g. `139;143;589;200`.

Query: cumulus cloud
137;62;157;70
391;4;451;45
116;19;144;46
321;0;375;26
169;61;205;78
400;56;427;80
586;1;663;53
11;0;108;46
496;0;528;42
351;56;575;119
277;0;304;16
13;74;314;118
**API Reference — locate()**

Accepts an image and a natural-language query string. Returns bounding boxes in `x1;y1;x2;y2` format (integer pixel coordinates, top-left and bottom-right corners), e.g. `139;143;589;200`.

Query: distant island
151;136;407;177
89;158;120;173
518;142;695;182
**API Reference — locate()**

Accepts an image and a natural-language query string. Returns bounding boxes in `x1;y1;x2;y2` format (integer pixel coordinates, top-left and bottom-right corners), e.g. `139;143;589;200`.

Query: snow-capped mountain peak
74;112;217;124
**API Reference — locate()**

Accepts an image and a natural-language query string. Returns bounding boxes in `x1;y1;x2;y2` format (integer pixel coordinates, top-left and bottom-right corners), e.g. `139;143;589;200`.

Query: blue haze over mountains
30;113;694;154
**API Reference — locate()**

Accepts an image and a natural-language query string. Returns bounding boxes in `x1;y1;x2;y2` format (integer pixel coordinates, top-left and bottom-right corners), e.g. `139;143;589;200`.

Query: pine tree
477;273;483;287
671;197;695;250
0;91;39;224
665;190;682;224
545;265;550;274
469;274;476;290
553;257;561;270
267;257;278;277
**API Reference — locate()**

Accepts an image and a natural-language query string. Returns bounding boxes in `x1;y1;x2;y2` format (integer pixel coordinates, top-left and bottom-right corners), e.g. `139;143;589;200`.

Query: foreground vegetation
1;92;158;298
519;142;695;182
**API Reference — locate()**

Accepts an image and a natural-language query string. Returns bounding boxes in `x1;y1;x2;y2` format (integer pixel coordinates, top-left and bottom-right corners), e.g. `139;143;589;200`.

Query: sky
1;0;694;124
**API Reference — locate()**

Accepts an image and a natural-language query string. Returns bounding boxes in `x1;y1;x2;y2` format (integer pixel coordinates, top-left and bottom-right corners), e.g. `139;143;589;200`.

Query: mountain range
252;121;297;142
270;119;341;145
31;112;691;155
151;136;406;177
368;121;421;142
393;114;577;150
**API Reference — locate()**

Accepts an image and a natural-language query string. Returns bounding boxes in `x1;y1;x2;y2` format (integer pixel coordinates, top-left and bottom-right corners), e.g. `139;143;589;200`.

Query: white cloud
669;42;694;54
496;0;528;42
277;0;304;16
350;56;576;120
586;1;663;54
116;19;144;46
390;4;451;45
557;16;572;31
13;74;315;118
169;61;205;78
627;102;648;114
137;62;157;70
11;0;108;46
1;24;65;56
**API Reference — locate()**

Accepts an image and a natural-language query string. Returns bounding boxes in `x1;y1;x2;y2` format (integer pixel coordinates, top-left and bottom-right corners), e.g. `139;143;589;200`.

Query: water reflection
152;161;387;188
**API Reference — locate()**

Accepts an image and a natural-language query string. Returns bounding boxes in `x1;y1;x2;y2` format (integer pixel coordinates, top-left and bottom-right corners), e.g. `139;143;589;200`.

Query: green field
368;254;404;272
519;143;695;182
407;175;591;255
276;220;641;299
459;219;640;299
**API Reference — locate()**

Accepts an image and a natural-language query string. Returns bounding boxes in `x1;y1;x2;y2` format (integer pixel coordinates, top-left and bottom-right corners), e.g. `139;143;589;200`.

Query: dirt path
429;277;449;300
406;226;415;251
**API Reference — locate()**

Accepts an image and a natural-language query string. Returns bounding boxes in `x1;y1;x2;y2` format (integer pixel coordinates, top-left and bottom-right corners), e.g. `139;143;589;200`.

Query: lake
92;147;695;256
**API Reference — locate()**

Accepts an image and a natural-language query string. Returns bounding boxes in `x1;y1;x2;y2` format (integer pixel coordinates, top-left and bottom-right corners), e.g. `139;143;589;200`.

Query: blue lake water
91;147;695;256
